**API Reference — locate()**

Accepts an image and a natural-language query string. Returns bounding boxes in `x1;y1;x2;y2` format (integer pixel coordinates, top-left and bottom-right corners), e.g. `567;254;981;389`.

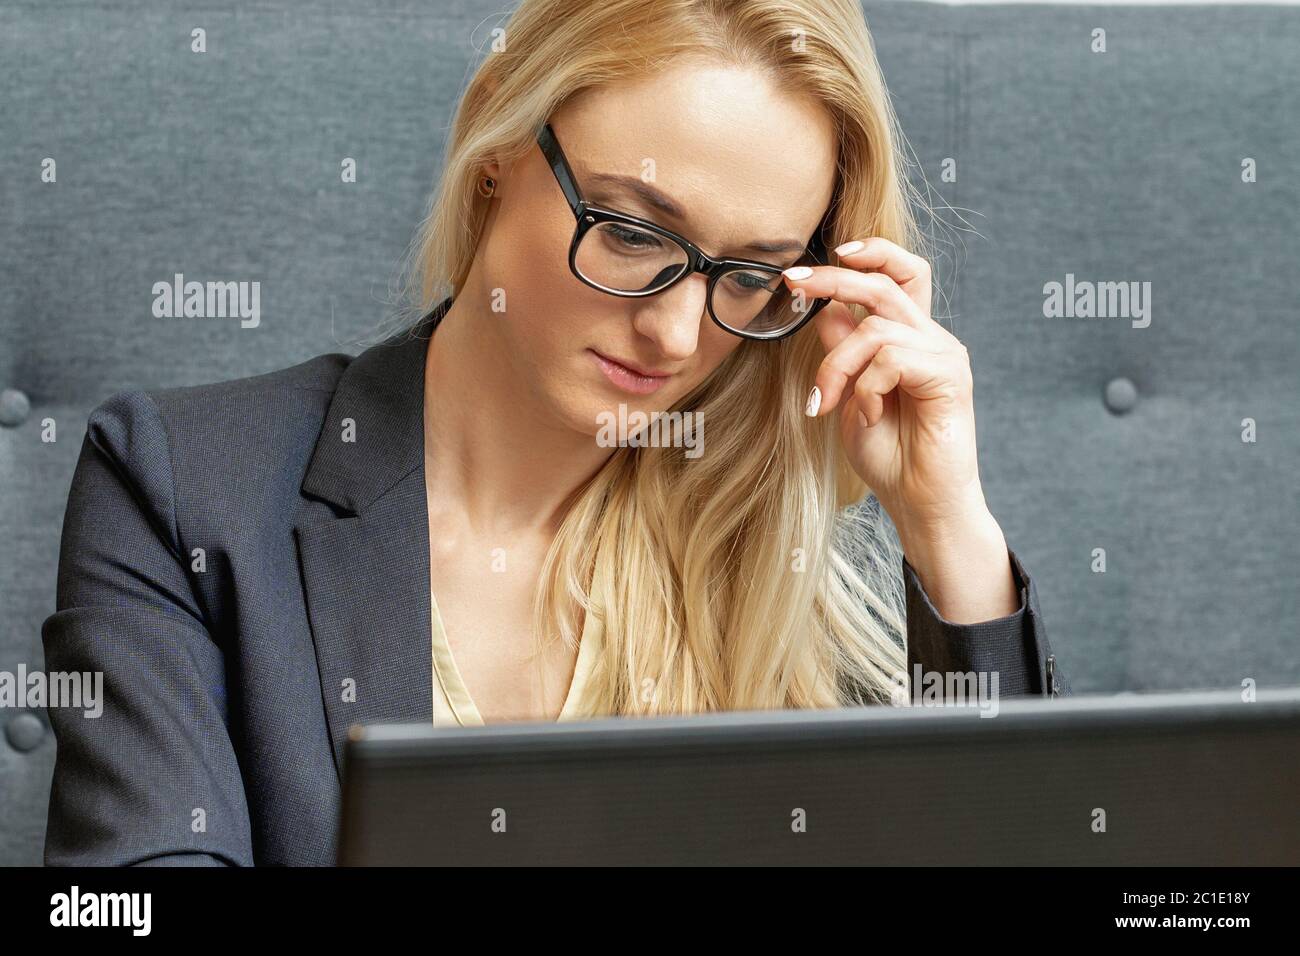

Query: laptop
337;688;1300;865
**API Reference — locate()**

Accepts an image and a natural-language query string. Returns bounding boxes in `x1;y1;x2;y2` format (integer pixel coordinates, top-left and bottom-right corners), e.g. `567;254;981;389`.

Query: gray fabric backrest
2;0;1297;865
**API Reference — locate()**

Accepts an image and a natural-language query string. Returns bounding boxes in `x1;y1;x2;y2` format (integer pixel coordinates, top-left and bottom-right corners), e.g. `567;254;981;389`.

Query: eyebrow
584;171;808;257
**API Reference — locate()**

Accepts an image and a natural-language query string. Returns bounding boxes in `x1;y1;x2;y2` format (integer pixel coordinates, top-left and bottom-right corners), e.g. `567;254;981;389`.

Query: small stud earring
477;175;496;197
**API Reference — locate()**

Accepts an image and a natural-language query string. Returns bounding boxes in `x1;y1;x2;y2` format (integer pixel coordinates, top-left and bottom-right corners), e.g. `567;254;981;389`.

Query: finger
811;313;939;418
831;236;933;315
784;265;930;333
854;344;959;427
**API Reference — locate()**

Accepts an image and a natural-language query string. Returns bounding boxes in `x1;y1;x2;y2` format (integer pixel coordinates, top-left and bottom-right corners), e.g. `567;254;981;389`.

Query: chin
567;391;665;444
540;380;617;440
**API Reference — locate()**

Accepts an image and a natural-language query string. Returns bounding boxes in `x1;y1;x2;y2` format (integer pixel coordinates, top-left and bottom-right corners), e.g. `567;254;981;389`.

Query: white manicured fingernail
835;240;864;256
784;266;813;281
805;386;821;417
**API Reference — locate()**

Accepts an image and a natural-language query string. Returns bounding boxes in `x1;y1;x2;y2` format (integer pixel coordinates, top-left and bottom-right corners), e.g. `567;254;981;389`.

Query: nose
629;273;709;361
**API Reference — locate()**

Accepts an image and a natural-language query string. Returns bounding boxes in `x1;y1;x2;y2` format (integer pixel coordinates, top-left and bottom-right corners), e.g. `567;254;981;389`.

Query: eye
720;270;776;294
600;223;663;252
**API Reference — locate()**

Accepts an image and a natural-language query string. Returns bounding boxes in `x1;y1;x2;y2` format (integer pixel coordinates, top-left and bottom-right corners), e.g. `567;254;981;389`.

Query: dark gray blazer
41;297;1066;866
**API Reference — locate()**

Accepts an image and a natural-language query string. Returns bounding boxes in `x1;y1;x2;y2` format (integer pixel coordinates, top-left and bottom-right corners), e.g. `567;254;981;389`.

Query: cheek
479;218;596;365
483;180;576;312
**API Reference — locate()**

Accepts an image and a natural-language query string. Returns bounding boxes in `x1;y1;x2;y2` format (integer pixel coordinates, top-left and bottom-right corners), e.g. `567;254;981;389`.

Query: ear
475;75;504;181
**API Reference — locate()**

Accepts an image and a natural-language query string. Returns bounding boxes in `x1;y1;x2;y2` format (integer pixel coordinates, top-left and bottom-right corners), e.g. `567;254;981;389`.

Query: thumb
812;299;858;353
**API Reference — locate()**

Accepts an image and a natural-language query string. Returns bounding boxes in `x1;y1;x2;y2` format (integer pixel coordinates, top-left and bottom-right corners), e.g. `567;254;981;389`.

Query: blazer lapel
294;299;453;777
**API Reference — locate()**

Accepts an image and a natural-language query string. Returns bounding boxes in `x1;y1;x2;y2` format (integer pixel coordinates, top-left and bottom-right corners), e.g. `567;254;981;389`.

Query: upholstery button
0;388;31;427
5;712;45;752
1103;377;1138;415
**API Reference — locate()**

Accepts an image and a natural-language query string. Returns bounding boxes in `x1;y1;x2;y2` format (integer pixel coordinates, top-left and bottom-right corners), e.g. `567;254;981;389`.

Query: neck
422;290;612;537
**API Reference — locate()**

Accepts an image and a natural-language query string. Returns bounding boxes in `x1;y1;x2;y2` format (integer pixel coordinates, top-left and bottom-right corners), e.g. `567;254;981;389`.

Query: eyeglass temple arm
537;123;583;216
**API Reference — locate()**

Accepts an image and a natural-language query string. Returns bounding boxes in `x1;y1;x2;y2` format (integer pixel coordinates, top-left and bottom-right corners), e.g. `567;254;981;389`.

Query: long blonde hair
399;0;937;712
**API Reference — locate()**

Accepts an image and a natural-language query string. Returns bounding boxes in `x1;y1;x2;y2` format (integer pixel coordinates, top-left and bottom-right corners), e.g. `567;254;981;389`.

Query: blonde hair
397;0;939;712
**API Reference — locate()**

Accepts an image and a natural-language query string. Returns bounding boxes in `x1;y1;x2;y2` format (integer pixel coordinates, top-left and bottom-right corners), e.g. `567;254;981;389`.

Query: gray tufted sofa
2;0;1297;866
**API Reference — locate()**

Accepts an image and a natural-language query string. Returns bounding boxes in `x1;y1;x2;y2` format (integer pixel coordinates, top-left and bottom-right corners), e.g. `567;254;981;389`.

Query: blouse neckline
429;562;604;726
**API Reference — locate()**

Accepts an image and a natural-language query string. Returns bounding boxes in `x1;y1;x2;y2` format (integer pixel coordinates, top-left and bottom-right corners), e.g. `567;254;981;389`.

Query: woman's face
474;60;838;437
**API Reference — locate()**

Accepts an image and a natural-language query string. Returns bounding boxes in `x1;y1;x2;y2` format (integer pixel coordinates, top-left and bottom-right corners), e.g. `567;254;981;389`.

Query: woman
43;0;1066;866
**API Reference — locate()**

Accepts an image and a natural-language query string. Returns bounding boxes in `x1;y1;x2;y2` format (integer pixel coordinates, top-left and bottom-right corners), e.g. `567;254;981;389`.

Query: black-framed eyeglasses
537;122;834;341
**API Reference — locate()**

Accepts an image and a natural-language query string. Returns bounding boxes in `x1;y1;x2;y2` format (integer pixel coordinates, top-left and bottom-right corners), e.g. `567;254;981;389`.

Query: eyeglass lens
574;221;817;335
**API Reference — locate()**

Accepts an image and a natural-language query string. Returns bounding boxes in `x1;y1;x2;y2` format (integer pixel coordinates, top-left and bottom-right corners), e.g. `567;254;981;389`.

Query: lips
589;349;672;396
597;351;671;378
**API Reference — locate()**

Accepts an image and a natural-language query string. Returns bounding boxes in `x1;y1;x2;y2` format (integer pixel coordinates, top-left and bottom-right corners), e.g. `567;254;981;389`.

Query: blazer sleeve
902;545;1069;699
40;390;254;866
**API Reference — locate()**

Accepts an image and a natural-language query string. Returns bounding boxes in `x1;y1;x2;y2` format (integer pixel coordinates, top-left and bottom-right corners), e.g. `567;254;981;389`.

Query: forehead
555;62;838;244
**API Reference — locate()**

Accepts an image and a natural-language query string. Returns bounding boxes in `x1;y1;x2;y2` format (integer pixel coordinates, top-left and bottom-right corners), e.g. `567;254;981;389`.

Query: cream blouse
429;571;605;727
